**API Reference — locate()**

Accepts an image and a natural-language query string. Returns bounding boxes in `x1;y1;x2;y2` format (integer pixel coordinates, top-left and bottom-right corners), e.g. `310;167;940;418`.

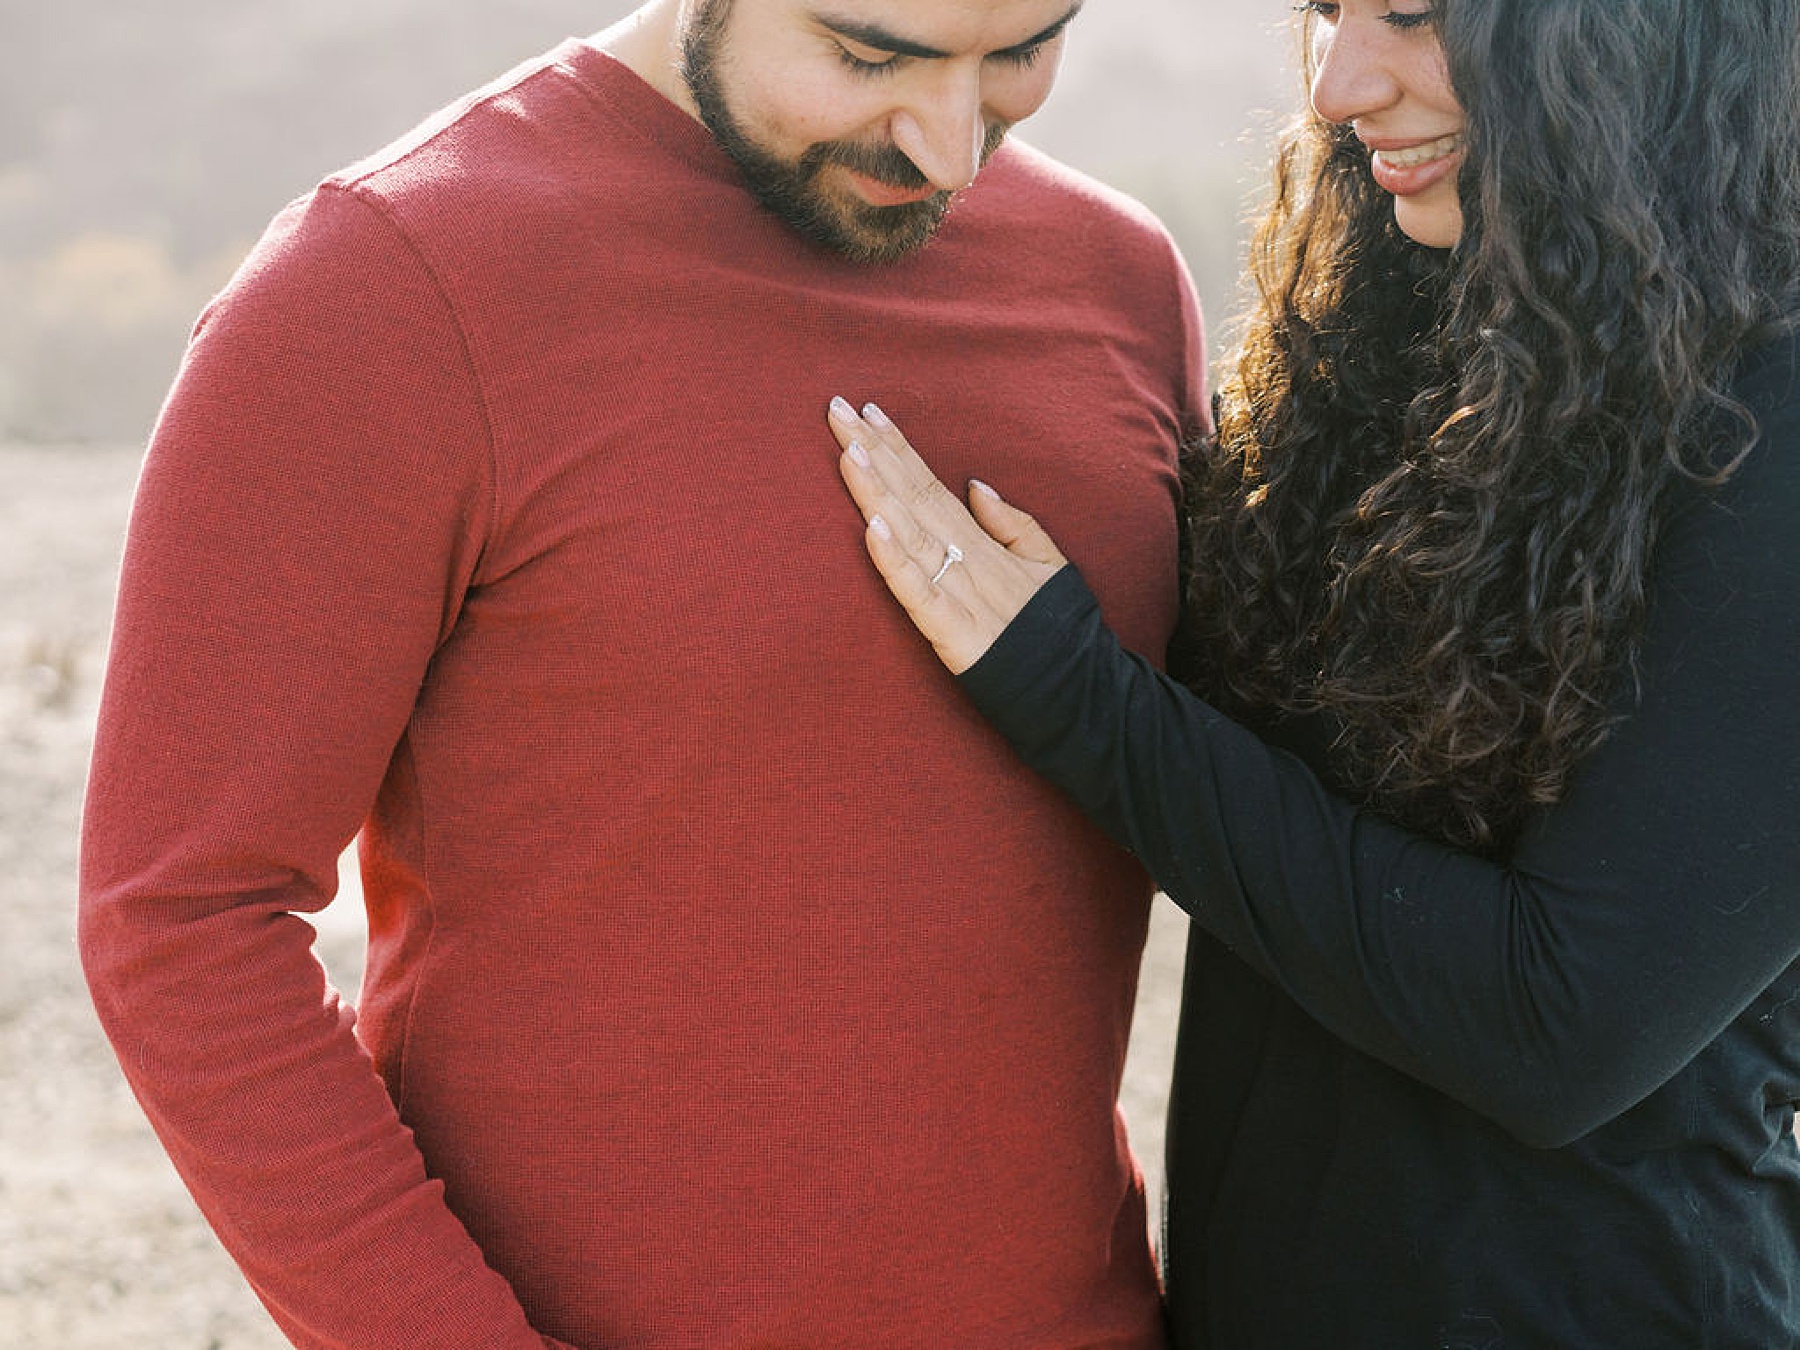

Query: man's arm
79;185;573;1350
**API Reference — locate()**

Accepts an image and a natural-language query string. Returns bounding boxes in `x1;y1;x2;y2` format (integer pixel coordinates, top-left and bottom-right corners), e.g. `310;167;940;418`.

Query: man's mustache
806;140;933;192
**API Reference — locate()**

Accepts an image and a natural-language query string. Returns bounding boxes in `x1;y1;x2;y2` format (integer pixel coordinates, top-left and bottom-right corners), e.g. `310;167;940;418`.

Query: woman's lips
1367;131;1466;196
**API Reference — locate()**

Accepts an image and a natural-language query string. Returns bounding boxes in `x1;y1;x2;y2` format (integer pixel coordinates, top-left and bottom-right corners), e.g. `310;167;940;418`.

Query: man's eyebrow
996;3;1084;55
813;2;1083;60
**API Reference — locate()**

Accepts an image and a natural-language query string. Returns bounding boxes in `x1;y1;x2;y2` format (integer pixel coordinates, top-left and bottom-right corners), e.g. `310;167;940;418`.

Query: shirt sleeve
959;374;1800;1150
77;185;575;1350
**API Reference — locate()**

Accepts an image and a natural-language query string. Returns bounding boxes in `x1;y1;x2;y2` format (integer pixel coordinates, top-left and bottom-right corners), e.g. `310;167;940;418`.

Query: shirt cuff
956;563;1098;740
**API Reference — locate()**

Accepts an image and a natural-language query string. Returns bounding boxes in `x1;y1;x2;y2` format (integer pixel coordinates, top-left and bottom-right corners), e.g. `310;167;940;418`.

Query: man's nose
889;67;987;192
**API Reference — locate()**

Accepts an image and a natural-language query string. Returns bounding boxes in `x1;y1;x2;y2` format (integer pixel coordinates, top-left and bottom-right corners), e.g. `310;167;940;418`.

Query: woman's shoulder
1731;326;1800;417
1655;329;1800;616
1718;328;1800;508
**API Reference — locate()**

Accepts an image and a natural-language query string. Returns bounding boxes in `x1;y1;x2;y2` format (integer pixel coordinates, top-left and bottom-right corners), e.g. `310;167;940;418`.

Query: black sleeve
960;383;1800;1149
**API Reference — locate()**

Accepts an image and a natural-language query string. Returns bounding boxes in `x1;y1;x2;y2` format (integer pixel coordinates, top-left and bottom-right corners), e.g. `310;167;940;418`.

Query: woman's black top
959;338;1800;1347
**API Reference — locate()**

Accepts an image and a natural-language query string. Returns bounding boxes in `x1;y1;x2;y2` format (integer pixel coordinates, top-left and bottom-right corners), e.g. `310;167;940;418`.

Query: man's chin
814;193;953;264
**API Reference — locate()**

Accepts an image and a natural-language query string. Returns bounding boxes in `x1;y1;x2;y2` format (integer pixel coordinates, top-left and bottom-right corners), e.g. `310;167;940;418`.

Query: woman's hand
827;397;1067;674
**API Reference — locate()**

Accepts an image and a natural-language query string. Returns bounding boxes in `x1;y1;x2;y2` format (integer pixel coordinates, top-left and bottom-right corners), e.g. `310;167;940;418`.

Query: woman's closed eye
1292;1;1435;30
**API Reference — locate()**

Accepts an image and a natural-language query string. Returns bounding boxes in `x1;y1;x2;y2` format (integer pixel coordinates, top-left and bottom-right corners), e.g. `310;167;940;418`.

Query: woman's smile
1366;130;1464;197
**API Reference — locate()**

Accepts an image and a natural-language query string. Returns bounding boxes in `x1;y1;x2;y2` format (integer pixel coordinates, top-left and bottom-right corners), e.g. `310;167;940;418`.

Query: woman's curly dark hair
1182;0;1800;853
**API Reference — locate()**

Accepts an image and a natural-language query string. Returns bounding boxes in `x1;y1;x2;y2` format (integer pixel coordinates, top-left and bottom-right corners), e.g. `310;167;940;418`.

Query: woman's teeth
1374;132;1465;169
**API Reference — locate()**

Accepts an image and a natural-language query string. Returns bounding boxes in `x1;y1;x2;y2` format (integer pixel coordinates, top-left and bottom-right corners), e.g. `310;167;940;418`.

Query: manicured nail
846;439;871;469
971;479;1002;500
829;396;857;424
869;514;893;540
861;402;892;430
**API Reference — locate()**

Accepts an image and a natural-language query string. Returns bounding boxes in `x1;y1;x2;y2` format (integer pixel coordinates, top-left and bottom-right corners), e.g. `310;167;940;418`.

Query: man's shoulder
973;138;1179;254
325;43;576;197
210;42;639;331
321;40;651;223
267;39;678;294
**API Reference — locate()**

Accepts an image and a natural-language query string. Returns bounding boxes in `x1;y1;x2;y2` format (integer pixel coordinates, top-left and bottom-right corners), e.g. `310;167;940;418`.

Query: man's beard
681;0;1007;263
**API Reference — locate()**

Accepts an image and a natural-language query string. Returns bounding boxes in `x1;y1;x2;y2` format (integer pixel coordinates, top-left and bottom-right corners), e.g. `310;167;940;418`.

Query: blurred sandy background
0;3;1295;1344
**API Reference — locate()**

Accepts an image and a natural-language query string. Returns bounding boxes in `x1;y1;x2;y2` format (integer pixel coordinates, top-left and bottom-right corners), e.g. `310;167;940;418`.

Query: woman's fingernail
971;479;1002;500
869;514;893;541
846;439;871;469
829;396;857;423
861;402;892;430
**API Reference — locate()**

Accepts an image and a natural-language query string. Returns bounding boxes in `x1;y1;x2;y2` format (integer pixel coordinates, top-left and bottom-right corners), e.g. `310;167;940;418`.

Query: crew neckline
548;38;732;177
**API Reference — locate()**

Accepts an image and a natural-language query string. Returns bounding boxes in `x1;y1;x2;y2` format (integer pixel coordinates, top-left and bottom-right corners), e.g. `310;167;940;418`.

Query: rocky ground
0;440;1184;1349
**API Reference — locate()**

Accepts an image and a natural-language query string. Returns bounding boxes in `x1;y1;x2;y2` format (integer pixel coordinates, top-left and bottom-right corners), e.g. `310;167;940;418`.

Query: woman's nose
1309;18;1401;126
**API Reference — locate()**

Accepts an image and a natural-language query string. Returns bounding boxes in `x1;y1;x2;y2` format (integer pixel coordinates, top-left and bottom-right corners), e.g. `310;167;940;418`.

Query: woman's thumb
968;480;1066;567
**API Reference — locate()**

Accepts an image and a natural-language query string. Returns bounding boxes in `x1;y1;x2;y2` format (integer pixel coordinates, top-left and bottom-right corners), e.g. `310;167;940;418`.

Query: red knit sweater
79;43;1206;1350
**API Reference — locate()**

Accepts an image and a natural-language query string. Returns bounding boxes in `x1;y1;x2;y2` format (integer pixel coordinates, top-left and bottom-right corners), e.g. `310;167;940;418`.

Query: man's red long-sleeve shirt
79;43;1207;1350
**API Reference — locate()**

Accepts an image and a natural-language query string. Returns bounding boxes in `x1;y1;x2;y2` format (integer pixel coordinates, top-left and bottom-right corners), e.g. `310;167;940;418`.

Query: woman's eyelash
1291;2;1436;27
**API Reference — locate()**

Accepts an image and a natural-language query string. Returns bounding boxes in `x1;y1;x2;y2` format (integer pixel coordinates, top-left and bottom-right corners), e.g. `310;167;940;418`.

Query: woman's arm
826;395;1800;1148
